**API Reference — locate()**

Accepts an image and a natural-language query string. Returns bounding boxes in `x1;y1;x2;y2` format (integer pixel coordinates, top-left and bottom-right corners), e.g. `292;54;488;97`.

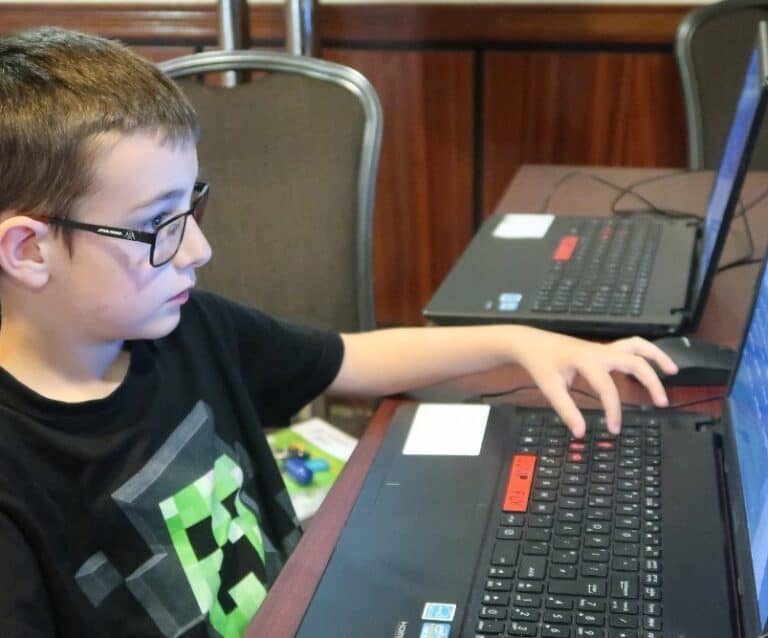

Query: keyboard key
488;566;515;578
479;606;507;620
501;513;526;526
559;510;583;522
549;579;607;597
526;528;552;542
544;610;573;624
486;578;513;591
584;535;610;548
497;526;523;540
610;615;638;629
530;514;555;528
609;600;638;614
643;617;662;631
583;549;609;563
509;607;539;622
613;544;640;557
554;536;580;550
576;611;605;626
491;541;519;565
476;619;504;634
582;564;608;578
578;598;606;612
522;541;550;556
517;581;544;593
504;455;538;512
546;595;574;610
611;575;639;599
533;502;556;514
520;556;548;580
642;602;660;617
551;565;577;579
508;621;538;636
513;593;541;608
542;624;572;637
643;586;661;600
483;592;510;606
612;558;639;572
552;550;579;564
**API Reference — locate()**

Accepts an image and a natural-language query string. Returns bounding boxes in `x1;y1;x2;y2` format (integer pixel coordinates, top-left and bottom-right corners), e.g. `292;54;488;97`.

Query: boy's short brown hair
0;27;199;226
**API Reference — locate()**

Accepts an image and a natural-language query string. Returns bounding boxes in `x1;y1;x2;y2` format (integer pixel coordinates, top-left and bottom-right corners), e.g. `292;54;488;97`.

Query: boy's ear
0;214;53;288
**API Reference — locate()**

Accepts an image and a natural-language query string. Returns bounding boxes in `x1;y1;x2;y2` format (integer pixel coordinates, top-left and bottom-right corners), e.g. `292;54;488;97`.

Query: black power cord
476;384;726;412
538;169;764;275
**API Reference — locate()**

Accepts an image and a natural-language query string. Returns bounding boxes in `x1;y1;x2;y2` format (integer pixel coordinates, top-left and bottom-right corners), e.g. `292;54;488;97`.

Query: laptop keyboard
532;218;661;317
473;412;663;638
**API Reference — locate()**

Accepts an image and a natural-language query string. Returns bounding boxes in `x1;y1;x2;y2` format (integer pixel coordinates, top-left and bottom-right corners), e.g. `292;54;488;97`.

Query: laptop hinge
669;306;691;320
694;417;720;432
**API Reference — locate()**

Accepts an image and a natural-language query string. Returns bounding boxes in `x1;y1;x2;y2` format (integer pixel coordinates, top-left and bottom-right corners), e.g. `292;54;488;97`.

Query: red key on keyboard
553;235;579;261
503;454;537;512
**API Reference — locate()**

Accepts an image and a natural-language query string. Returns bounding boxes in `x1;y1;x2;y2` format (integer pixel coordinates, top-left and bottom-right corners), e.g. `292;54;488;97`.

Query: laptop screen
727;258;768;626
694;46;764;306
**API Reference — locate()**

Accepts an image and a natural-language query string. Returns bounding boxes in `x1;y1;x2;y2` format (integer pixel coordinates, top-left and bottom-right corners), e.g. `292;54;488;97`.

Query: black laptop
296;258;768;637
423;27;768;338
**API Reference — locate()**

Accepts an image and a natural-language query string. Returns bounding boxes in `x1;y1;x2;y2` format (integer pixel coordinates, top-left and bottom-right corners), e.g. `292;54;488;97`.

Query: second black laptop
424;27;768;338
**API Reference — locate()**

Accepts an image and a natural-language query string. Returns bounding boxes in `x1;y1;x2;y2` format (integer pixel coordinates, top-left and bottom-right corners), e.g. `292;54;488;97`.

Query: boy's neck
0;314;131;403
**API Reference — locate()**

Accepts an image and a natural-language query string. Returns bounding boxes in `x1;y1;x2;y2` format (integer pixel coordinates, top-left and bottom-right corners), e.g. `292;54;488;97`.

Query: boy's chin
128;312;182;341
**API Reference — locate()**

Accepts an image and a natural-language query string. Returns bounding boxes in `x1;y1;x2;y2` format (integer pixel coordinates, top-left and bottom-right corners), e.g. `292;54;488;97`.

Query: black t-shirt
0;291;344;638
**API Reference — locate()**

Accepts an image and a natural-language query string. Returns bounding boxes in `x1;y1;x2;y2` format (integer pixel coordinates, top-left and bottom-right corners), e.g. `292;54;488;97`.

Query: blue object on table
305;458;331;472
284;456;314;485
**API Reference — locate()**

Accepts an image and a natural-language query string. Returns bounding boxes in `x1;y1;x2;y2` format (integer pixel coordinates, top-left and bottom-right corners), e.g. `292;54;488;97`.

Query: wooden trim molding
0;3;693;46
321;4;694;45
0;4;282;44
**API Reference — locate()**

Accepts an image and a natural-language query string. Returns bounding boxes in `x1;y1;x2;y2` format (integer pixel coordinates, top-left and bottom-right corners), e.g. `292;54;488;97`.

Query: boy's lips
169;288;191;302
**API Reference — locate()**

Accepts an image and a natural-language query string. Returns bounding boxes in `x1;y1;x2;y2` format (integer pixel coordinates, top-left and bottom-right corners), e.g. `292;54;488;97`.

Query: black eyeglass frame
37;181;209;267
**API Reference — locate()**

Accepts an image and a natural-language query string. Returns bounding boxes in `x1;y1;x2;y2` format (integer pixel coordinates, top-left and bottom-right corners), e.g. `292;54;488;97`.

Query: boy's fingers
611;354;670;407
614;337;678;375
536;376;587;438
577;364;622;434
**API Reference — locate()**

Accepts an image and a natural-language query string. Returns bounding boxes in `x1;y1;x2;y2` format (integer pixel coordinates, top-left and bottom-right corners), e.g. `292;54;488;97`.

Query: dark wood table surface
247;165;768;637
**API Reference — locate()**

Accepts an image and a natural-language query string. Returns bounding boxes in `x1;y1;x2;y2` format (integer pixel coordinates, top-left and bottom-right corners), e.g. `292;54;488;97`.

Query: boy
0;27;676;638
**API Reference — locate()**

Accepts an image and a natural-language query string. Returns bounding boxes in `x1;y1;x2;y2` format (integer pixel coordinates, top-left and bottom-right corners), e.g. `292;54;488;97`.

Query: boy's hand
512;331;678;438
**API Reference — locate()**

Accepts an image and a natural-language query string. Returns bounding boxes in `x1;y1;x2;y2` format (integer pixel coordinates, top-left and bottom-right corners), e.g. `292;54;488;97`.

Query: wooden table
247;165;768;637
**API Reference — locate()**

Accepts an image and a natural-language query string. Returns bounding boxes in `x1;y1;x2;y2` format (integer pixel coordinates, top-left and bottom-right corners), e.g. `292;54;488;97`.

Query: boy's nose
174;217;212;269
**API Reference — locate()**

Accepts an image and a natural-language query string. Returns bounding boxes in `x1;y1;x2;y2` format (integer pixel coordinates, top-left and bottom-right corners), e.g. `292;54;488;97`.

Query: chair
676;0;768;170
158;50;382;332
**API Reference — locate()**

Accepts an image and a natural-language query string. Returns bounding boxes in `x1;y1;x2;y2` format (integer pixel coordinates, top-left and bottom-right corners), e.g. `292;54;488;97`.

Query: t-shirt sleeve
0;513;56;637
193;292;345;425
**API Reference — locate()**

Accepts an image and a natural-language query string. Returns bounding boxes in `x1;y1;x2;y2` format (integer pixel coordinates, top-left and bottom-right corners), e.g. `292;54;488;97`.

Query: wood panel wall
0;3;692;325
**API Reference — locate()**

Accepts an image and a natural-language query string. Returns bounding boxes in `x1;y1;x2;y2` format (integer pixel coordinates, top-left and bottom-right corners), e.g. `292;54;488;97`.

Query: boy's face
46;130;211;343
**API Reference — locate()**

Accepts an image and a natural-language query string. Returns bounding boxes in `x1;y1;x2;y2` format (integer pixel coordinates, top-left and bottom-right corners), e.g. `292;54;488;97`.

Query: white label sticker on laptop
402;404;490;456
493;213;554;239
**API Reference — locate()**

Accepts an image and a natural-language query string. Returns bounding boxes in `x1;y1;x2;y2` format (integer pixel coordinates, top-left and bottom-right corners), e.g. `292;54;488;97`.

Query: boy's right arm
0;514;56;637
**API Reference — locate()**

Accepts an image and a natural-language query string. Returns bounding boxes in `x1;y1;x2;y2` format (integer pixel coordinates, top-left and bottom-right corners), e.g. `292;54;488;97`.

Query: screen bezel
720;32;768;627
689;28;768;329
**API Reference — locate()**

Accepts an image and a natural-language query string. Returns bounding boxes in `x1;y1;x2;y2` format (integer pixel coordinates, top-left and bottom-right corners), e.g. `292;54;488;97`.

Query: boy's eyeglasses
36;181;209;267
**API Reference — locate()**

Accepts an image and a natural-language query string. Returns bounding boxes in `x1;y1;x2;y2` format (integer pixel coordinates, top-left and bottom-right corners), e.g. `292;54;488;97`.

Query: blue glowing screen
729;259;768;626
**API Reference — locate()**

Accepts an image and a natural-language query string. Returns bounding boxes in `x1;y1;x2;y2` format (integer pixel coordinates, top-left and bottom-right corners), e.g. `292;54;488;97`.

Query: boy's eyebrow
129;188;188;212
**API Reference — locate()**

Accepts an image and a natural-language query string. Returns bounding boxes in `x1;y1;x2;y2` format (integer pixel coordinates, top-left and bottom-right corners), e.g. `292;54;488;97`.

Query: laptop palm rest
660;417;734;637
296;405;514;638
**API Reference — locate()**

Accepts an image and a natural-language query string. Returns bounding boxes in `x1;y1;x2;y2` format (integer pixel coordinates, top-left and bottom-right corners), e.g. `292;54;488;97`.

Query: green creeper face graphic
75;403;300;638
159;454;267;638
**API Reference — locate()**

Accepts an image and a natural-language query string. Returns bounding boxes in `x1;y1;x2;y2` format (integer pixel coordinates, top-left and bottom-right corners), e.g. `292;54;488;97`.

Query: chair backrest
158;50;382;331
676;0;768;169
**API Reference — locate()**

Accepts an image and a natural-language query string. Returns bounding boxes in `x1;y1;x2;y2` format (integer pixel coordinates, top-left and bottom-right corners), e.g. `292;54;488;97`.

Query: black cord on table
476;384;726;412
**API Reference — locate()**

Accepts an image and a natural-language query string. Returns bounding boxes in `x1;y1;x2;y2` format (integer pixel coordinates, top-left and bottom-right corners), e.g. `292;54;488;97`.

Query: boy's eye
146;213;170;230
